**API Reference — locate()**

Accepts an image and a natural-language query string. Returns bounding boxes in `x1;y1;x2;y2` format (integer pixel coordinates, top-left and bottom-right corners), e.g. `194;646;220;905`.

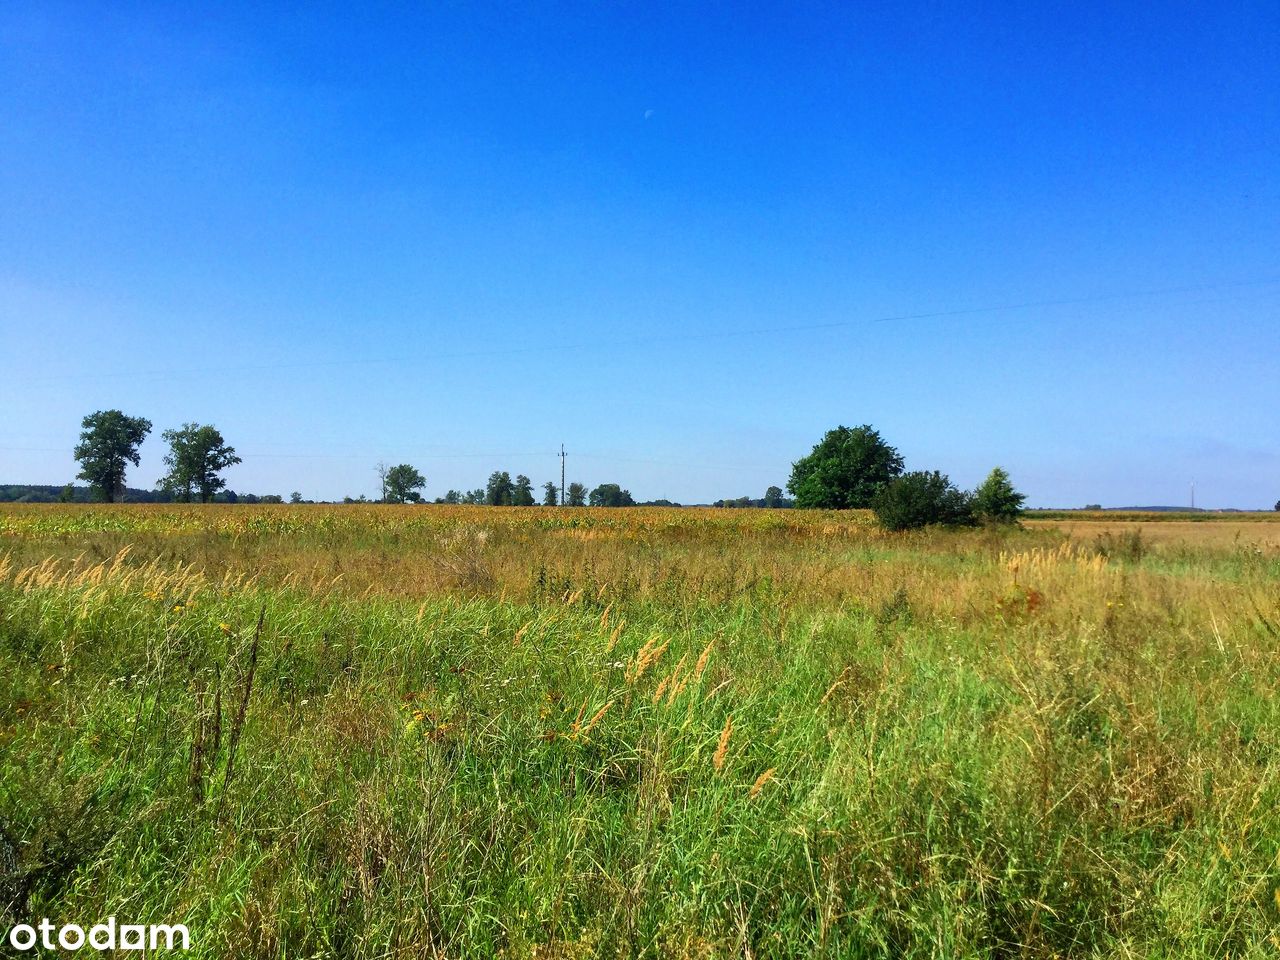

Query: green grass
1;507;1279;958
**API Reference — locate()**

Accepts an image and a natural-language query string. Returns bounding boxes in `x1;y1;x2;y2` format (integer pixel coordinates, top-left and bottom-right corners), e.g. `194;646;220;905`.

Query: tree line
61;410;1027;525
786;424;1025;528
64;410;647;507
713;486;793;509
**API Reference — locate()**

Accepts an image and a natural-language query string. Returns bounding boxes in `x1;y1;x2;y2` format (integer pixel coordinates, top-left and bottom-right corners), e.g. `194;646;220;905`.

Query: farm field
1;505;1278;958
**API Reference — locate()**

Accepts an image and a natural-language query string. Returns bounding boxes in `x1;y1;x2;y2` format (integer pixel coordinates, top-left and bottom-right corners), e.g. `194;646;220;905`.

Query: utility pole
1190;479;1195;510
559;444;566;506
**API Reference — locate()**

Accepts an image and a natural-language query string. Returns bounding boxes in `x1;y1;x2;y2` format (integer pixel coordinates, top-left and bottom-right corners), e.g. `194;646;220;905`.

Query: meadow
1;504;1278;958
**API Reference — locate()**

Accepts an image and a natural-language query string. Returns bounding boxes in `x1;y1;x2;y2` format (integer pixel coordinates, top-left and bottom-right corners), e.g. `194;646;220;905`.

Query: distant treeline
0;485;284;504
713;486;793;509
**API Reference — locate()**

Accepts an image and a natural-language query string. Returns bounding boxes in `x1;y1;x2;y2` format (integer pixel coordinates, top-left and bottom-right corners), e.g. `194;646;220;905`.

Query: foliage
972;466;1026;522
486;471;513;506
717;487;793;509
589;483;635;507
873;470;977;530
158;423;242;503
511;475;535;507
566;482;587;507
542;482;560;507
383;464;427;504
787;424;904;509
72;410;152;503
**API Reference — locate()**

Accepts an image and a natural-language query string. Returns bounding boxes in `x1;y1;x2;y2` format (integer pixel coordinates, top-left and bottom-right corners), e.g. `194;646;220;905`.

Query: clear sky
2;2;1277;507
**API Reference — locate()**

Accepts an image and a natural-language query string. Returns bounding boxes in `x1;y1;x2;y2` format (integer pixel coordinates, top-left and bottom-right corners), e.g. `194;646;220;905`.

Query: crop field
1;504;1279;958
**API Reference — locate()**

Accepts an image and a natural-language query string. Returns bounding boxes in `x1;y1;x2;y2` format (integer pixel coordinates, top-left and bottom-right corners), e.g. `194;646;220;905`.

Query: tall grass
1;506;1278;957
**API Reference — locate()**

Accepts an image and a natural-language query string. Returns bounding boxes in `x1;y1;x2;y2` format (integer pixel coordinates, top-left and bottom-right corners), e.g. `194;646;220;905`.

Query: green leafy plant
872;470;976;530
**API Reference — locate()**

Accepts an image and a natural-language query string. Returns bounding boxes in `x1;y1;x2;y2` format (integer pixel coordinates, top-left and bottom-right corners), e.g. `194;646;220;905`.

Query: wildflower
218;622;232;634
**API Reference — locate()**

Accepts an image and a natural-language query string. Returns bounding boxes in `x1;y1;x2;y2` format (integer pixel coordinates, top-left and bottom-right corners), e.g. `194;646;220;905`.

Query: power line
0;444;781;480
8;274;1278;385
559;443;567;507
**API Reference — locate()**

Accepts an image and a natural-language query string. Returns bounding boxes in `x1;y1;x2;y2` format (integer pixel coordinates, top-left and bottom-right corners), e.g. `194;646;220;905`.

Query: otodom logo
6;917;189;952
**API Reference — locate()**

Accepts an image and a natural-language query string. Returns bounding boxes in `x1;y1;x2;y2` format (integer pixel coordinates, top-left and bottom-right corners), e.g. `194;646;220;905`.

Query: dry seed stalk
749;768;776;798
219;606;265;814
606;619;626;652
581;700;614;735
713;715;733;772
693;640;714;681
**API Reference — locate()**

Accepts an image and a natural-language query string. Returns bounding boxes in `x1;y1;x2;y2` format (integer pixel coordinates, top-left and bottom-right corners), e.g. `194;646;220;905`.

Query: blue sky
2;2;1277;506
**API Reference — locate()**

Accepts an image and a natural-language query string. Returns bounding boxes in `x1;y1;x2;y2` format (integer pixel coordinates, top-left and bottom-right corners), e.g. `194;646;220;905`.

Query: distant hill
1103;506;1254;513
1112;505;1204;512
1029;506;1265;518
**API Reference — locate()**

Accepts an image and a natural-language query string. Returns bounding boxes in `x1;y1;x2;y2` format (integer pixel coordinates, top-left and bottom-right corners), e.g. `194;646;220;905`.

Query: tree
486;471;513;506
384;464;427;503
1275;499;1280;512
376;462;389;503
972;467;1026;522
260;494;284;504
589;483;635;507
872;471;976;531
566;482;588;507
462;489;486;505
73;410;152;502
158;423;241;503
763;485;785;508
58;484;75;503
439;490;462;504
788;425;904;509
542;482;559;506
289;491;303;504
512;475;535;506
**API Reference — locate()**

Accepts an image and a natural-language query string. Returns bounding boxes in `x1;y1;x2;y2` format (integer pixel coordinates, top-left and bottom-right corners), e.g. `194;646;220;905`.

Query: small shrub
1093;529;1146;564
872;471;976;531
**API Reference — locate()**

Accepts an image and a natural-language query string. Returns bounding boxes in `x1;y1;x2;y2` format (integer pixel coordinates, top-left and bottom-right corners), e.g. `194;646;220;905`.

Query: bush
873;471;976;531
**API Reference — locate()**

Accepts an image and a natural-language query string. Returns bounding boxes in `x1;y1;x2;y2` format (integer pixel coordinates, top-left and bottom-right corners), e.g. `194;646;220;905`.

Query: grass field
2;505;1278;958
